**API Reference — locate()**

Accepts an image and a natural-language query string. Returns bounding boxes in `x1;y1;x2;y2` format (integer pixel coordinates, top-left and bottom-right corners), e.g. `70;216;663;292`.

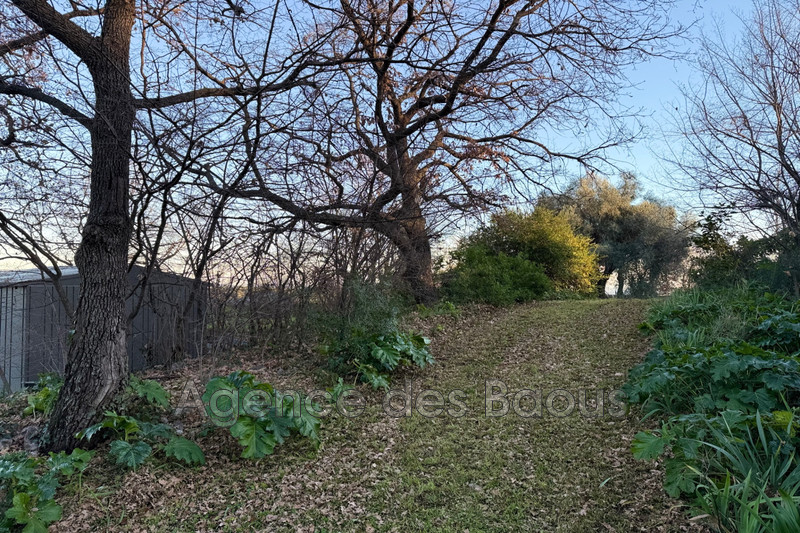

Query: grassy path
372;299;685;532
55;299;694;532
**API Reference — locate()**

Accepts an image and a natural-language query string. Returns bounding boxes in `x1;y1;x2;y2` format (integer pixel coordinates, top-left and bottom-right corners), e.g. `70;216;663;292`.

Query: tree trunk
596;276;608;298
791;233;800;299
380;188;437;303
596;258;615;298
45;1;135;452
398;228;436;304
400;173;436;303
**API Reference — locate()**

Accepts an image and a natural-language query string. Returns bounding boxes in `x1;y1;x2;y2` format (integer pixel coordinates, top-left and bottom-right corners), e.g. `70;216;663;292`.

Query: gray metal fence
0;285;25;392
0;268;206;393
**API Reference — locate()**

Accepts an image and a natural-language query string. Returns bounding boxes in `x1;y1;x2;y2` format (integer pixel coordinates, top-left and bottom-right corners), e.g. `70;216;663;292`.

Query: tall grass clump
641;283;797;351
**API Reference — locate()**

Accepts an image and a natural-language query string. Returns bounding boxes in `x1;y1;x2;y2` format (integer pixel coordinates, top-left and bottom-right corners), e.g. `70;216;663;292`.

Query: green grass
53;299;691;532
645;283;796;351
373;300;676;532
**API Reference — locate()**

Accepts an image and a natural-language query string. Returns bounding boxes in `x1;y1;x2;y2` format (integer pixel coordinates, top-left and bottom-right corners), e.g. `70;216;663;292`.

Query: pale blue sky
611;0;754;209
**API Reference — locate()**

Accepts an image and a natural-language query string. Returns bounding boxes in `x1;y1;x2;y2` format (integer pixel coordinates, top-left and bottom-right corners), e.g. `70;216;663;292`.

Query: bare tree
673;0;800;247
0;0;324;451
211;0;680;302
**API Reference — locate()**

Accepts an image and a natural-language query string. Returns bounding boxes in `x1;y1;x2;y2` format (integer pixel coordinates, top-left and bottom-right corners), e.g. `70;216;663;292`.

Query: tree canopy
541;174;690;296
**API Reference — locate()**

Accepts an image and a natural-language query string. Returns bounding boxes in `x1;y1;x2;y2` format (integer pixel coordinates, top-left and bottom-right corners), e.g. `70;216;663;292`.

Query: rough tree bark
616;273;626;298
398;231;436;304
392;196;436;304
10;0;138;452
381;218;436;304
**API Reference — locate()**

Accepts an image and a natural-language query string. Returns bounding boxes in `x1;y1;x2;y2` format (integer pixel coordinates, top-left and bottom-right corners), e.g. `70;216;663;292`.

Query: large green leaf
129;376;170;408
202;377;239;424
76;421;105;442
371;341;401;370
226;371;256;389
409;344;434;368
631;431;669;460
663;458;700;498
109;440;152;469
0;457;36;483
46;452;73;476
164;437;205;465
67;449;94;474
35;472;59;500
78;411;142;442
229;417;276;459
264;407;294;445
358;365;390;390
292;403;321;443
138;422;175;441
5;492;62;533
204;374;321;459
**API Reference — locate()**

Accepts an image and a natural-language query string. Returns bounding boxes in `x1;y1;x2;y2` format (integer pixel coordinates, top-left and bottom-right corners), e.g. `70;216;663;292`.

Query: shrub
1;449;93;532
640;284;793;351
691;214;800;295
79;411;204;469
324;330;433;389
484;208;601;294
540;174;690;298
441;243;552;306
311;278;402;344
23;373;62;417
315;279;434;388
624;342;800;417
626;286;800;527
79;378;205;470
441;207;600;302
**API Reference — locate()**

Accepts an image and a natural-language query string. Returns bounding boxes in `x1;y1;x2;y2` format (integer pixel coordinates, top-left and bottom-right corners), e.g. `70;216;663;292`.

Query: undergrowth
202;371;320;459
626;284;800;531
316;279;434;389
